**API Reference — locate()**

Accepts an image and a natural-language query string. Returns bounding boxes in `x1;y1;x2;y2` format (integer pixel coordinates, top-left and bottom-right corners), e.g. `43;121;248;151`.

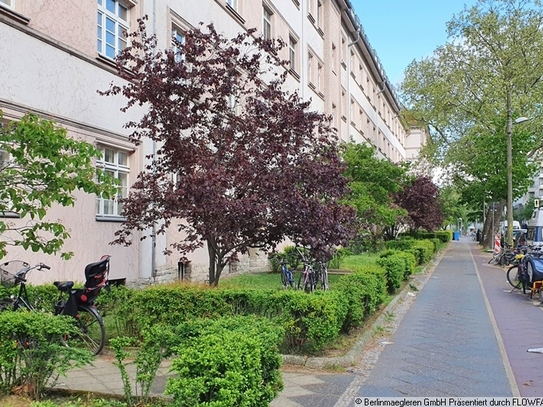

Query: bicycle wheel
303;273;315;293
506;265;522;289
281;269;288;288
525;262;535;295
0;298;15;311
296;272;305;290
488;253;500;264
68;305;105;355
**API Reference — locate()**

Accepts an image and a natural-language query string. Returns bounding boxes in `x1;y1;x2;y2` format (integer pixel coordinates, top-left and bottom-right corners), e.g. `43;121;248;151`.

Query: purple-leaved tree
102;19;356;286
394;175;444;232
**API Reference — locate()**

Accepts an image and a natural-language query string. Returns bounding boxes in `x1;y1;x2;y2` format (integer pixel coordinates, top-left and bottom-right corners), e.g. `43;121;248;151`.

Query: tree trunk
207;240;226;286
482;201;504;250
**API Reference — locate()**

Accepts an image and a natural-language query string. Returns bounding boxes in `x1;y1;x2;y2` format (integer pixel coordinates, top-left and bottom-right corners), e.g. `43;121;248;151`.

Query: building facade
0;0;424;285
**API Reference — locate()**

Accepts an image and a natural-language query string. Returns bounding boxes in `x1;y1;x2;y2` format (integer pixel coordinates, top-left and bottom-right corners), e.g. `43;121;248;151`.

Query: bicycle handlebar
15;262;50;280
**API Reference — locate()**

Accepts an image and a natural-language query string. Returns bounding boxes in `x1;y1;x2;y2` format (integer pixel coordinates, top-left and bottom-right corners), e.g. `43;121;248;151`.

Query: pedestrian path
336;238;514;400
54;237;543;405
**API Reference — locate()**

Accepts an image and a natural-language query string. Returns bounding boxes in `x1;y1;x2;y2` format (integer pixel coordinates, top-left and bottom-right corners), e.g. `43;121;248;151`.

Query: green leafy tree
342;142;407;244
0;113;118;259
400;0;543;248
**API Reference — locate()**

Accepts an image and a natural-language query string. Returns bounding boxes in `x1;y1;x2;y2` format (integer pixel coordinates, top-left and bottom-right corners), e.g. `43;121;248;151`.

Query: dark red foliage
102;19;356;284
394;176;444;232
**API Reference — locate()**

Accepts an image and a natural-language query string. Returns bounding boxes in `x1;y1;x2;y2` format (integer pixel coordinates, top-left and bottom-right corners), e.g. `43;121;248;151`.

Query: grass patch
220;272;343;290
341;254;380;270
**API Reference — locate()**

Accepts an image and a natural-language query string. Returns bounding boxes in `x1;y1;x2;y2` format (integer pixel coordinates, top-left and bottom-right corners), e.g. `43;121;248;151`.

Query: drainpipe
150;0;157;278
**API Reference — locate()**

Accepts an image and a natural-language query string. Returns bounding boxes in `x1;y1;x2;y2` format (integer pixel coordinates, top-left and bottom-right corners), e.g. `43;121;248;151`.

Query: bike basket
0;269;17;288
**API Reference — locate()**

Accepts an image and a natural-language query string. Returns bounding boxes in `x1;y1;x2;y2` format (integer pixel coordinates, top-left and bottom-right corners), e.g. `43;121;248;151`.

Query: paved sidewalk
52;237;543;405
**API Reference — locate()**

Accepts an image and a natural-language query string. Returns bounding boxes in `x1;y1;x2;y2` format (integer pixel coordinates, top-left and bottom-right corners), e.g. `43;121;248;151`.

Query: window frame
0;0;13;8
97;0;130;60
263;6;272;40
172;25;185;63
95;146;130;221
226;0;238;11
288;35;298;73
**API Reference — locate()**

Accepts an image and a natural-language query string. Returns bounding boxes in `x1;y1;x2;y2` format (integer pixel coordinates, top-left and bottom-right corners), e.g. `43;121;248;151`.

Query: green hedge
165;316;284;407
409;239;435;265
0;311;93;400
376;255;405;294
333;266;386;332
385;238;416;251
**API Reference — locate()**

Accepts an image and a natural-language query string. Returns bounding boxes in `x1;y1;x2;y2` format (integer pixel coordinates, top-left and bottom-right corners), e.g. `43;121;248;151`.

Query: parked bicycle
280;259;295;289
314;260;329;290
506;246;543;298
488;241;518;266
296;248;316;293
0;255;111;355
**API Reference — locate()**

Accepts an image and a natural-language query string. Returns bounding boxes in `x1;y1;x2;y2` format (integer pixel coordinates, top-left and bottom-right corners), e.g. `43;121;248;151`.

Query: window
226;0;238;10
289;35;297;72
263;7;272;40
341;89;346;120
307;52;314;85
316;0;323;28
97;0;129;59
331;43;337;72
172;25;185;63
317;63;322;92
340;35;346;67
0;0;13;7
96;147;129;218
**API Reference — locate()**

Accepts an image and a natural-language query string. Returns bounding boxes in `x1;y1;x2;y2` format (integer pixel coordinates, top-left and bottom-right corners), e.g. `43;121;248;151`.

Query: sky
350;0;478;87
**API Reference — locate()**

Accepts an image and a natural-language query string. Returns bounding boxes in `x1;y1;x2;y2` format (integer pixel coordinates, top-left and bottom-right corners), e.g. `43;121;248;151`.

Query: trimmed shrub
165;316;284;407
269;290;348;354
385;238;416;251
417;231;451;243
334;265;387;333
376;255;405;294
0;311;93;400
394;251;417;279
117;286;233;334
411;240;435;265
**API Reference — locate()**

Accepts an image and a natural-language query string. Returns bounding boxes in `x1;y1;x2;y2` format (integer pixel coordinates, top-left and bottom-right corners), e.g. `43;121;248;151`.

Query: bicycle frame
280;261;294;288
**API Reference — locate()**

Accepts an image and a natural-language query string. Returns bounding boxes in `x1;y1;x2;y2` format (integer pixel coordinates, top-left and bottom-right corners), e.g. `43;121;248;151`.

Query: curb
281;246;445;370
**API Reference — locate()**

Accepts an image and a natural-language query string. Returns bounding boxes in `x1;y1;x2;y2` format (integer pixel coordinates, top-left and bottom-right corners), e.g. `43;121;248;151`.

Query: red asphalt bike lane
471;241;543;396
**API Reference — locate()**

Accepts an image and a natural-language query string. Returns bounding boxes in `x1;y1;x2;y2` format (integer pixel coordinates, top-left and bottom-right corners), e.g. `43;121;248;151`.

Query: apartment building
0;0;423;285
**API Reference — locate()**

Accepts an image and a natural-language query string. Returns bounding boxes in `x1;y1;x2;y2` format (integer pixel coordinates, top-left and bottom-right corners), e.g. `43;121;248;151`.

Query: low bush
334;265;386;332
409;239;435;265
0;311;93;400
376;255;405;294
385;238;416;251
270;290;348;354
110;315;284;407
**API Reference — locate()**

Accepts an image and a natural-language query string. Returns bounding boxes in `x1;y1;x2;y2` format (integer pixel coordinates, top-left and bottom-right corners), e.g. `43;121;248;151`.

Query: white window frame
172;25;185;63
307;52;314;85
97;0;129;60
317;63;323;92
0;0;13;8
263;7;272;40
96;147;130;219
226;0;238;11
317;0;323;28
289;35;297;72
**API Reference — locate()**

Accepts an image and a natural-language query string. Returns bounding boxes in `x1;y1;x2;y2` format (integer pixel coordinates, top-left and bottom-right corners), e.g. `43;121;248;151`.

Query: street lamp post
505;89;530;247
506;94;514;248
